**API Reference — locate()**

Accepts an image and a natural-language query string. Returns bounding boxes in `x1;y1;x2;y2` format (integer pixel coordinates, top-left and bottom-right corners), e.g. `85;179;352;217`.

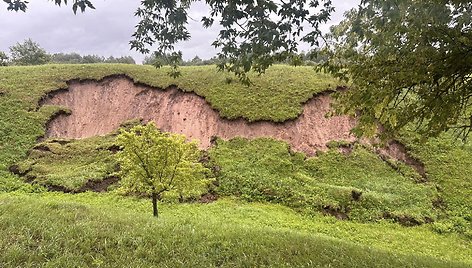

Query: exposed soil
351;189;363;201
9;164;31;177
46;176;120;193
382;212;433;227
80;176;120;192
41;76;357;155
323;205;349;220
199;192;218;203
33;144;52;152
337;144;354;155
377;140;427;180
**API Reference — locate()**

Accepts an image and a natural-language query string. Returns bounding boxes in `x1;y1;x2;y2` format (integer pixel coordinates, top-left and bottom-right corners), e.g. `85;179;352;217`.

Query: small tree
0;51;8;66
9;38;50;66
116;123;210;217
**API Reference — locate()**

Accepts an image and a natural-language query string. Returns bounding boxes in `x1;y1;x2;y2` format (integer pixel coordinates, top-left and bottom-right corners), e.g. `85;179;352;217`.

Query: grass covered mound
0;192;470;268
209;138;437;224
12;136;118;192
15;133;463;230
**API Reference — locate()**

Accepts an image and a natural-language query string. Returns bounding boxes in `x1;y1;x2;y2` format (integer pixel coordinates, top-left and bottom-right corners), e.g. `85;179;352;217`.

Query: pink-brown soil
42;77;357;155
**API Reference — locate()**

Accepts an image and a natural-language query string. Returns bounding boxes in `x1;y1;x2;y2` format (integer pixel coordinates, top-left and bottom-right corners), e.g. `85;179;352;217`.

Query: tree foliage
51;53;136;64
3;0;94;13
0;51;8;66
4;0;334;82
116;123;210;217
9;39;50;66
132;0;333;82
320;0;472;139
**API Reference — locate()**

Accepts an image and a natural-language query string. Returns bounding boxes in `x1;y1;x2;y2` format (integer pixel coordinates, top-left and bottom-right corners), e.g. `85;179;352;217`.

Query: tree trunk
152;192;158;218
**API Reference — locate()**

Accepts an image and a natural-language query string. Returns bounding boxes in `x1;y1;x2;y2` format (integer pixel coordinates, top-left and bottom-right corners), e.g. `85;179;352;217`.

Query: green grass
209;138;437;223
15;135;438;225
0;192;470;267
15;136;117;191
396;131;472;237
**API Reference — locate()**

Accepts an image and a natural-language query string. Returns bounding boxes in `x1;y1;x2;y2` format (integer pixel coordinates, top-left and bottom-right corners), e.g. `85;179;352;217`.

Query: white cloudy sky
0;0;359;63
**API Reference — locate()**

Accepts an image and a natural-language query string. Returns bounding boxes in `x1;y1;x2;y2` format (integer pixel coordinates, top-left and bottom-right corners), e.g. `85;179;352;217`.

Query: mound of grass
14;135;118;191
0;192;470;267
209;138;438;224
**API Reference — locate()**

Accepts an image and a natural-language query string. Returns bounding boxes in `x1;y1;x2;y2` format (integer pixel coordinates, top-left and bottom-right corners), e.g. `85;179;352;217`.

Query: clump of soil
41;77;357;155
323;205;350;220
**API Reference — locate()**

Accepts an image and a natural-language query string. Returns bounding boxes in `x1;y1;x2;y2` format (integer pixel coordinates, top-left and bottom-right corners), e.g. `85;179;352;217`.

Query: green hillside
0;64;470;267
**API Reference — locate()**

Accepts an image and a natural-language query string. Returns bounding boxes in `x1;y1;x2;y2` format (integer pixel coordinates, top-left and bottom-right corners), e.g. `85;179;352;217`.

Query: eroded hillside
42;76;356;154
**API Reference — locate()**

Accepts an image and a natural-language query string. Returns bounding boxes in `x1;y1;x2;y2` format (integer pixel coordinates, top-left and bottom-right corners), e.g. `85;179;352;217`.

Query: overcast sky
0;0;359;63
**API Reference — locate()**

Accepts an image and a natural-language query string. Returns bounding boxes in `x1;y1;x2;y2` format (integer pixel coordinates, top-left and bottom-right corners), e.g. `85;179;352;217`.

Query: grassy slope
210;138;437;223
399;132;472;236
0;192;470;268
0;64;471;266
15;135;437;224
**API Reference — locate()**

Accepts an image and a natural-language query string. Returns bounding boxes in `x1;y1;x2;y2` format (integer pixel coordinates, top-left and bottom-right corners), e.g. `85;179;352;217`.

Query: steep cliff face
42;76;357;155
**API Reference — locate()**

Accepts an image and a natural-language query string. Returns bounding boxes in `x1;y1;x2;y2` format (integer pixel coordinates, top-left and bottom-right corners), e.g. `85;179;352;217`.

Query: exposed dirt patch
351;189;362;201
49;139;72;145
9;164;31;177
377;140;427;181
41;76;357;155
199;192;218;203
338;144;354;155
80;176;120;192
39;76;428;181
103;144;121;153
323;205;350;220
382;212;433;227
46;176;120;193
32;144;52;152
37;109;71;143
47;184;73;193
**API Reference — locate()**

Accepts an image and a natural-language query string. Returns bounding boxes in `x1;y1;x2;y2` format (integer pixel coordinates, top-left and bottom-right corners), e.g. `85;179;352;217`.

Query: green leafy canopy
320;0;472;139
116;123;210;202
9;38;50;66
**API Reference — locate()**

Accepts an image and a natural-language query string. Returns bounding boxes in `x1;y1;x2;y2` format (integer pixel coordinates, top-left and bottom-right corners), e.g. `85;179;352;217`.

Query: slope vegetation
0;64;470;266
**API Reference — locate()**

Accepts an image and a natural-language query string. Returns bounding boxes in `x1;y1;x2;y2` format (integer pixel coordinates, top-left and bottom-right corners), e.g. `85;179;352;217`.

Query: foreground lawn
0;192;470;267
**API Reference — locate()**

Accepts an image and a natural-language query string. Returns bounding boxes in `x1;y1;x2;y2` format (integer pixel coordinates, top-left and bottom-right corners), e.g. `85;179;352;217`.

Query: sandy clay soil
42;76;358;155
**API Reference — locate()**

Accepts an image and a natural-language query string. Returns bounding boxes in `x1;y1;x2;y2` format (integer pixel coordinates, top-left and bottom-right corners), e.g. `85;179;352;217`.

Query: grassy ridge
0;192;470;267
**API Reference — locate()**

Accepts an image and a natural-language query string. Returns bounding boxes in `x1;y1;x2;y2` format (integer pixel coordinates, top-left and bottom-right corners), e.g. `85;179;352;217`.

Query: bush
9;38;50;65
